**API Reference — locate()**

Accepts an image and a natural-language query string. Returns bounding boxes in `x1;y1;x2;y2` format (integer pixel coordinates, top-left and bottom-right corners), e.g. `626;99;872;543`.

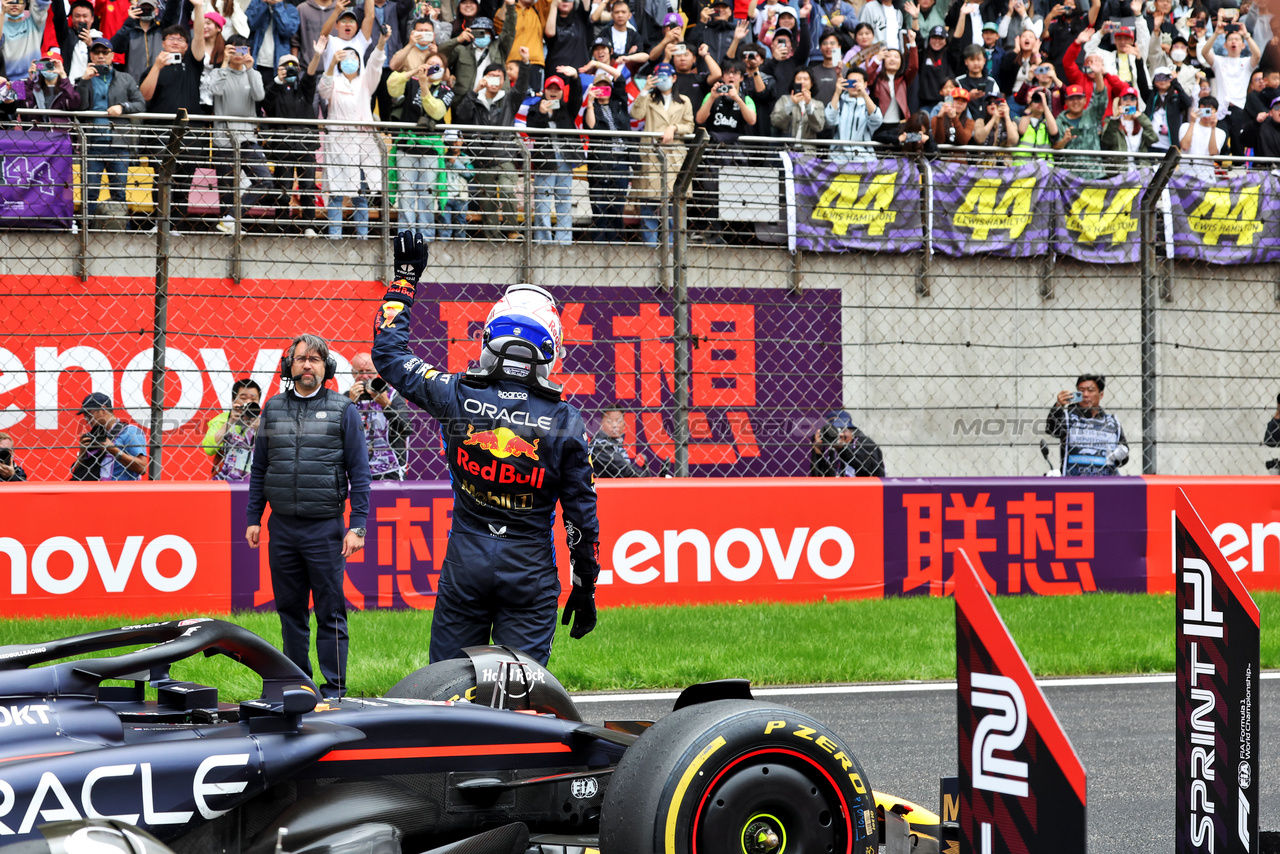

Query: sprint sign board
593;479;885;606
0;484;231;617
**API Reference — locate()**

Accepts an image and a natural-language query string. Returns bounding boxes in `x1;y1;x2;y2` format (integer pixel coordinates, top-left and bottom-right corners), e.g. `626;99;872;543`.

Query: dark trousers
268;141;321;218
586;163;629;242
429;533;560;666
268;512;349;694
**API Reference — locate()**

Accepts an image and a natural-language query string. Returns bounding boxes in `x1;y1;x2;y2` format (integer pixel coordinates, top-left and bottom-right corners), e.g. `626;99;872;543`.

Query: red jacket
1062;41;1126;117
871;44;918;122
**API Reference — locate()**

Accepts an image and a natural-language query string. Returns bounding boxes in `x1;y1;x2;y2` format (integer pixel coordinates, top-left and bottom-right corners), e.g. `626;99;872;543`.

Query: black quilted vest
260;388;353;519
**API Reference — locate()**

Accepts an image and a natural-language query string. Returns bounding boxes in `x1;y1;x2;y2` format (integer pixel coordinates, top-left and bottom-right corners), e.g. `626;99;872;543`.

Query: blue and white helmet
479;284;565;381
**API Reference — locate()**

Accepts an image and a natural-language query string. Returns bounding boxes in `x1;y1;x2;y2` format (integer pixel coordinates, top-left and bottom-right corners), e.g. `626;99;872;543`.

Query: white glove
1106;443;1129;467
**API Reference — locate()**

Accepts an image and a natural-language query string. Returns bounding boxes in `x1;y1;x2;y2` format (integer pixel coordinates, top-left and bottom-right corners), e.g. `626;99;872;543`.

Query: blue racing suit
372;297;601;665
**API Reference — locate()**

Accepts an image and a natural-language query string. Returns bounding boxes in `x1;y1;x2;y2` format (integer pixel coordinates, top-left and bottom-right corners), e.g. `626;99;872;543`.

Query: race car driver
371;231;600;666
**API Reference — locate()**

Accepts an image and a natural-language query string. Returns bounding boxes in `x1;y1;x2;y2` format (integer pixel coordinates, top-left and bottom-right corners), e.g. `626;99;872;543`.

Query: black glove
385;229;429;306
561;588;597;639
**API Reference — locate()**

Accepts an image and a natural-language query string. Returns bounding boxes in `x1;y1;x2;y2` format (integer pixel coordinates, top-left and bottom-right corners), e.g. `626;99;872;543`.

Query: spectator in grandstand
997;29;1044;111
1180;94;1227;177
958;43;999;119
972;93;1019;155
767;27;809;110
209;34;272;234
827;65;881;159
691;58;756;242
246;0;300;73
49;0;103;83
139;0;208;231
630;62;694;245
1055;80;1108;176
0;432;25;482
19;48;81;119
870;35;918;145
737;41;774;121
318;0;375;70
438;129;473;238
978;22;1006;77
1045;375;1128;477
111;0;179;87
453;65;525;238
918;25;955;115
810;410;885;478
203;378;262;476
525;67;583;245
594;0;644;65
1136;65;1192;152
1042;0;1089;73
1083;24;1148;105
896;110;937;152
582;53;632;242
1263;393;1280;447
368;0;413;120
391;16;436;75
437;15;512;92
348;352;410;479
1013;58;1061;114
293;0;339;68
772;64;824;136
77;38;143;225
319;27;390;238
1241;65;1277;151
494;0;553;91
809;29;843;107
1256;95;1280;157
686;0;737;66
262;49;323;235
841;22;882;72
392;59;452;239
932;86;975;143
1164;34;1198;93
915;0;946;35
859;0;908;52
4;0;52;79
1102;85;1157;154
998;0;1041;51
71;392;147;481
590;407;651;477
668;41;719;113
1014;85;1059;155
1200;19;1260;155
544;0;593;71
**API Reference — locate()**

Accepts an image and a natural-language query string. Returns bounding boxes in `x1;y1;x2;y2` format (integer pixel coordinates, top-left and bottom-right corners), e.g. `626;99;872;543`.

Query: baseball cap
1063;83;1086;98
654;61;675;76
204;9;226;27
80;392;112;414
663;11;682;26
1118;85;1138;98
929;24;947;38
981;20;998;31
89;36;112;50
591;35;612;49
544;74;566;90
773;25;794;40
337;8;358;19
710;0;731;6
471;15;494;30
777;5;798;19
1114;25;1135;38
1270;94;1280;108
948;87;970;100
278;54;300;66
1171;34;1188;45
44;46;62;58
1152;67;1173;80
828;411;855;431
443;129;461;141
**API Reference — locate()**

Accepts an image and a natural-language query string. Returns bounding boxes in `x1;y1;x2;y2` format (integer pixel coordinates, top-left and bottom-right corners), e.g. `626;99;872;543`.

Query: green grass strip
3;592;1278;699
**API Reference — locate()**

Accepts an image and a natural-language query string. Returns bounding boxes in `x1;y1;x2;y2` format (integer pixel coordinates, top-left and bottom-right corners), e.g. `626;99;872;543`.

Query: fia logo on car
571;777;599;799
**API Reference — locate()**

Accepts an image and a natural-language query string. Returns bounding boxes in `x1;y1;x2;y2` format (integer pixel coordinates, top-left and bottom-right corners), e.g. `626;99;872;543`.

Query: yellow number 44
811;172;900;237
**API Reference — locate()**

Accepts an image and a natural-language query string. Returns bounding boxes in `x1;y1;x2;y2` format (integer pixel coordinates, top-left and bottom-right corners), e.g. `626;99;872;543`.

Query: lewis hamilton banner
931;158;1055;258
784;153;922;253
1164;169;1280;265
1052;167;1145;264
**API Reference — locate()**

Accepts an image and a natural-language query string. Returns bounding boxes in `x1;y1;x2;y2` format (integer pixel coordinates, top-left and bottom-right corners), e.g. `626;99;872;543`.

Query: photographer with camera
1045;374;1128;476
0;433;27;482
1013;85;1060;157
3;0;51;80
70;392;148;481
810;411;885;478
246;335;371;700
19;48;81;121
202;378;262;476
111;0;179;85
1102;84;1156;156
212;401;261;482
972;92;1019;149
347;352;409;480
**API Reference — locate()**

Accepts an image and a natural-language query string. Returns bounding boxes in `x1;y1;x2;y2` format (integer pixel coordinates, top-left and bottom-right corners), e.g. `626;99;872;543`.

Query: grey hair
288;333;330;363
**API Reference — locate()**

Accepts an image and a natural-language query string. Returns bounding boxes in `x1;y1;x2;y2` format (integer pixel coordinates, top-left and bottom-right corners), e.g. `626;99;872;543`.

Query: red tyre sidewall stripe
688;747;855;854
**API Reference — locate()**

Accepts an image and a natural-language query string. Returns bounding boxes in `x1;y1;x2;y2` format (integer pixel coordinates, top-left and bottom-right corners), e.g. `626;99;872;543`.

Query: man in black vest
246;334;371;699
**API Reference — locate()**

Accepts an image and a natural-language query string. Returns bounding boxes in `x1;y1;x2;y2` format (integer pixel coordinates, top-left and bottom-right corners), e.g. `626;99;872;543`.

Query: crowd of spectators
4;0;1280;238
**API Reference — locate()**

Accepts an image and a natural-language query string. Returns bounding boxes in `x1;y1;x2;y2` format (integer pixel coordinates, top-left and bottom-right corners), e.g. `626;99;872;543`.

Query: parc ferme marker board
955;548;1086;854
1175;489;1259;854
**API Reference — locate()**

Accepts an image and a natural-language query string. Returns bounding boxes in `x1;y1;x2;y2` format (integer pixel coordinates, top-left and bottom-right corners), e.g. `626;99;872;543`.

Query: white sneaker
304;227;318;237
216;215;236;235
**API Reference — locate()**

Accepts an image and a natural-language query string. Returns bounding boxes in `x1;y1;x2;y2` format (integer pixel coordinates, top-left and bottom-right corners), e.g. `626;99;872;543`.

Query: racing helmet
479;284;564;381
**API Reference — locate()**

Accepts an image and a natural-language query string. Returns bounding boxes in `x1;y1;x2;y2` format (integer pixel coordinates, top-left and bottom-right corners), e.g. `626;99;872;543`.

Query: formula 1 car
0;619;948;854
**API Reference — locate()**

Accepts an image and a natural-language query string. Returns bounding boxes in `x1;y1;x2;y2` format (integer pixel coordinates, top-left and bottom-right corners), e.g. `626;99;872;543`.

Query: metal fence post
521;143;533;282
658;142;671;291
150;110;190;482
1139;146;1180;476
379;134;392;283
916;152;931;298
670;129;709;478
231;133;243;283
73;118;90;281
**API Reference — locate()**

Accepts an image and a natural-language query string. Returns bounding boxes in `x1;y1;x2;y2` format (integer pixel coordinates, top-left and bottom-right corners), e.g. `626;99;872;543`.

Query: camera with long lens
358;377;388;402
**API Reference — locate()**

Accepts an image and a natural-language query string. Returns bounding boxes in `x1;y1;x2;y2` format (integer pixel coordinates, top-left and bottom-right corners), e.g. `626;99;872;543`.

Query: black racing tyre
385;659;478;703
599;700;877;854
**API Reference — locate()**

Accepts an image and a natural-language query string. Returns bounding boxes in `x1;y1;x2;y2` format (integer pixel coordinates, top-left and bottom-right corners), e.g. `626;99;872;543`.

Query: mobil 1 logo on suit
1176;489;1259;854
955;550;1086;854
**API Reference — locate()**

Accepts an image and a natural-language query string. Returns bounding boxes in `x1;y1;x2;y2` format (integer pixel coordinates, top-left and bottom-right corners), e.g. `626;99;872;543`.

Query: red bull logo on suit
463;425;541;460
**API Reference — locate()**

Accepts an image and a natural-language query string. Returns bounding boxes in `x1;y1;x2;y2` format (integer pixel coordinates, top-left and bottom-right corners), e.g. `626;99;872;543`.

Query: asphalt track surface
572;674;1280;854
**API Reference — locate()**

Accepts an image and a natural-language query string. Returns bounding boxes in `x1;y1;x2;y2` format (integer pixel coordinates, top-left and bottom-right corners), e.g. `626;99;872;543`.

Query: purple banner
789;154;922;252
882;478;1148;596
230;482;453;612
402;284;843;478
0;129;74;226
1052;167;1145;264
932;158;1055;258
1165;168;1280;265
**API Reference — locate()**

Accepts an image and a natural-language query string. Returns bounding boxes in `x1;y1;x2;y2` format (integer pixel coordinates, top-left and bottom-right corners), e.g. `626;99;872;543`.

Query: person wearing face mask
1166;33;1198;91
20;47;80;121
391;17;437;72
208;33;272;233
629;61;693;245
4;0;52;79
76;37;144;226
393;58;453;237
437;14;511;91
1135;64;1190;151
319;26;390;237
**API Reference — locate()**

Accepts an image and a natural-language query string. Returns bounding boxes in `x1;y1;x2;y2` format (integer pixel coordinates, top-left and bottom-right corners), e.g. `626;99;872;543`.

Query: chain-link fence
2;109;1278;481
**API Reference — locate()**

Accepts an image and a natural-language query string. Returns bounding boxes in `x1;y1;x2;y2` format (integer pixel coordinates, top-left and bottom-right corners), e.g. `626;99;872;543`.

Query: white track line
571;671;1280;704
